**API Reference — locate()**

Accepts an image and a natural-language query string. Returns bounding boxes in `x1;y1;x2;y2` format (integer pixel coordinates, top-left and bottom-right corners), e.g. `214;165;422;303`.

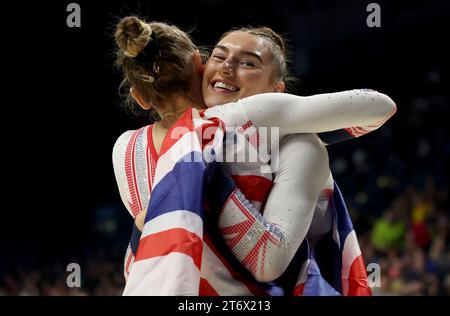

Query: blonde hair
115;18;153;58
114;16;206;116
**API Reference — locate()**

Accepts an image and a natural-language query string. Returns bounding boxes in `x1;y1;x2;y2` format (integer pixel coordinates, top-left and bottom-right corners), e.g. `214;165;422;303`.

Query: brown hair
114;16;206;116
218;27;298;93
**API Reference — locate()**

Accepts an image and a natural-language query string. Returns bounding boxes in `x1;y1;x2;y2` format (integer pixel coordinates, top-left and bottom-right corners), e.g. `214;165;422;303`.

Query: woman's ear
193;50;205;75
130;87;153;110
274;81;285;93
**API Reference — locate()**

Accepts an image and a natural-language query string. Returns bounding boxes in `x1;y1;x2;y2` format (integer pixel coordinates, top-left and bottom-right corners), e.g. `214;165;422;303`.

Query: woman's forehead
217;32;271;56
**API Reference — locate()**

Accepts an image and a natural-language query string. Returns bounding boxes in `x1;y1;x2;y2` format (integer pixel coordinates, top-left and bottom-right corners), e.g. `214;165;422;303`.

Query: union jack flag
123;108;222;295
293;181;372;296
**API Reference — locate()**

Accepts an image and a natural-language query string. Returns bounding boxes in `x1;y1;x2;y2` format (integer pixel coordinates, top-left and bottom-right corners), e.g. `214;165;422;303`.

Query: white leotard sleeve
112;131;136;218
204;89;396;143
217;134;330;282
112;131;138;281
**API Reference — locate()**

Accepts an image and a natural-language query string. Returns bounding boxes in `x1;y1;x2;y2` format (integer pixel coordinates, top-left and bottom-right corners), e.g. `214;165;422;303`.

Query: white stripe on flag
201;243;253;296
341;230;362;295
123;253;200;296
226;162;272;181
153;131;202;188
141;210;203;240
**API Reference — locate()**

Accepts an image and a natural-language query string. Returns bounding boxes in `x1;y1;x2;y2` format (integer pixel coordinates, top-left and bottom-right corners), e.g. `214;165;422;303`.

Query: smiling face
202;31;282;107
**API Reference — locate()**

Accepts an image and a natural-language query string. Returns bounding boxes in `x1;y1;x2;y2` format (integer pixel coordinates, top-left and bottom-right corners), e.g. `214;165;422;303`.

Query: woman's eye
240;61;255;67
212;55;225;60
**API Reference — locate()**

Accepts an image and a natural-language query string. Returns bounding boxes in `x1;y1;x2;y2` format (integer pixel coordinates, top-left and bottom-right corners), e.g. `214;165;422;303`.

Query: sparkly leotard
113;89;396;293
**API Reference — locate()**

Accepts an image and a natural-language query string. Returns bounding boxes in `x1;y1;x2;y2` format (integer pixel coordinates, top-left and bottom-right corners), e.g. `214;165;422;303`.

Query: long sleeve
209;134;330;282
204;89;396;146
112;129;146;281
112;130;136;217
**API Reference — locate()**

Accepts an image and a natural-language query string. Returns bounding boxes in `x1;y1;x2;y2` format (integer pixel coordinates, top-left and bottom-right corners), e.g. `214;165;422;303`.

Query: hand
135;209;147;231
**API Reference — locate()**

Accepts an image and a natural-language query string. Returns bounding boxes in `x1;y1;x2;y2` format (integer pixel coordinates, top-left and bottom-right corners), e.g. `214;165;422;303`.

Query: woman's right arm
113;130;142;280
204;89;396;144
207;134;330;282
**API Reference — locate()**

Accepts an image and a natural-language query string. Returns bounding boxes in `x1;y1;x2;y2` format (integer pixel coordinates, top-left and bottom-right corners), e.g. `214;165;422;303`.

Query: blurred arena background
1;0;449;295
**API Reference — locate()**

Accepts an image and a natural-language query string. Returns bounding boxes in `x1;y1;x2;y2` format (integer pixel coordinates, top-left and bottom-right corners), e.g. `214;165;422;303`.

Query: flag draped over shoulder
293;181;372;296
123;108;223;296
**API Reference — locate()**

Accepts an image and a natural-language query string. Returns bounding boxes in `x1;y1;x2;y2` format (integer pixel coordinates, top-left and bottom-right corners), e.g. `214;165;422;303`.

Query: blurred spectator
371;206;407;253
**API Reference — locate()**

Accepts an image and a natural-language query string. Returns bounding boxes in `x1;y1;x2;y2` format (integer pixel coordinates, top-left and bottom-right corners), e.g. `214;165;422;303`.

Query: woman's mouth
211;80;240;93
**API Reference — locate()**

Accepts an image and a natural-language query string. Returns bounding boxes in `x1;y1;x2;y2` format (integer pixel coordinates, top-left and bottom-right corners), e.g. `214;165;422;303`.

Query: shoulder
112;126;151;165
112;130;136;166
113;130;138;151
111;127;151;218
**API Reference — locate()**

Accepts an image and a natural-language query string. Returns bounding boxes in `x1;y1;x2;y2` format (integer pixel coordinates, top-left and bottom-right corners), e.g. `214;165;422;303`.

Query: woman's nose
219;59;234;75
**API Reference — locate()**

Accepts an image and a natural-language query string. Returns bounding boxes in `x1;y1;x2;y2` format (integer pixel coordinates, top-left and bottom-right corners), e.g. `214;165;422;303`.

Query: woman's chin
204;94;236;108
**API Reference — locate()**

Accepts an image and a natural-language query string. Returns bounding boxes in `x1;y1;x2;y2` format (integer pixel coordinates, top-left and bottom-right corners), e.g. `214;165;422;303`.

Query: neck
155;91;206;129
156;95;194;129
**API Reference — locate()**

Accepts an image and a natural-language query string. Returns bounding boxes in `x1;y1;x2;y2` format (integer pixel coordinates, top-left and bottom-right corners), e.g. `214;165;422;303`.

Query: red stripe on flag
346;255;372;296
232;175;272;204
194;116;224;151
199;278;219;296
293;283;305;296
136;228;203;270
320;188;333;200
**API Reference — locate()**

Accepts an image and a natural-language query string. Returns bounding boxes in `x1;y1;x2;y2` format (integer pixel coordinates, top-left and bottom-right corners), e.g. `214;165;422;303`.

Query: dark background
1;0;449;295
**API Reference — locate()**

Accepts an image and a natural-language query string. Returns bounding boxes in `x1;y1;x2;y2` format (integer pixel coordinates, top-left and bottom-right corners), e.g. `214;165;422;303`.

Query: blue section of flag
130;223;142;255
332;180;354;249
303;260;341;296
299;180;359;295
145;151;206;223
309;180;353;294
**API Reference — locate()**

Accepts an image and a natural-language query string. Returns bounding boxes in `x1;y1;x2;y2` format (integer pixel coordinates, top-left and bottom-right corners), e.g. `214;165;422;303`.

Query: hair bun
115;16;153;58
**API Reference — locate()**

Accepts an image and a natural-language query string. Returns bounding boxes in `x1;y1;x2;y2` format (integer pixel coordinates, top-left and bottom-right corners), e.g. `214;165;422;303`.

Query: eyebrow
214;45;264;64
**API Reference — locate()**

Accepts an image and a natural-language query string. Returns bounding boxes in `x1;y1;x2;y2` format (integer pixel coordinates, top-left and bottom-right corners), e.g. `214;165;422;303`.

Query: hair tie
134;32;160;63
